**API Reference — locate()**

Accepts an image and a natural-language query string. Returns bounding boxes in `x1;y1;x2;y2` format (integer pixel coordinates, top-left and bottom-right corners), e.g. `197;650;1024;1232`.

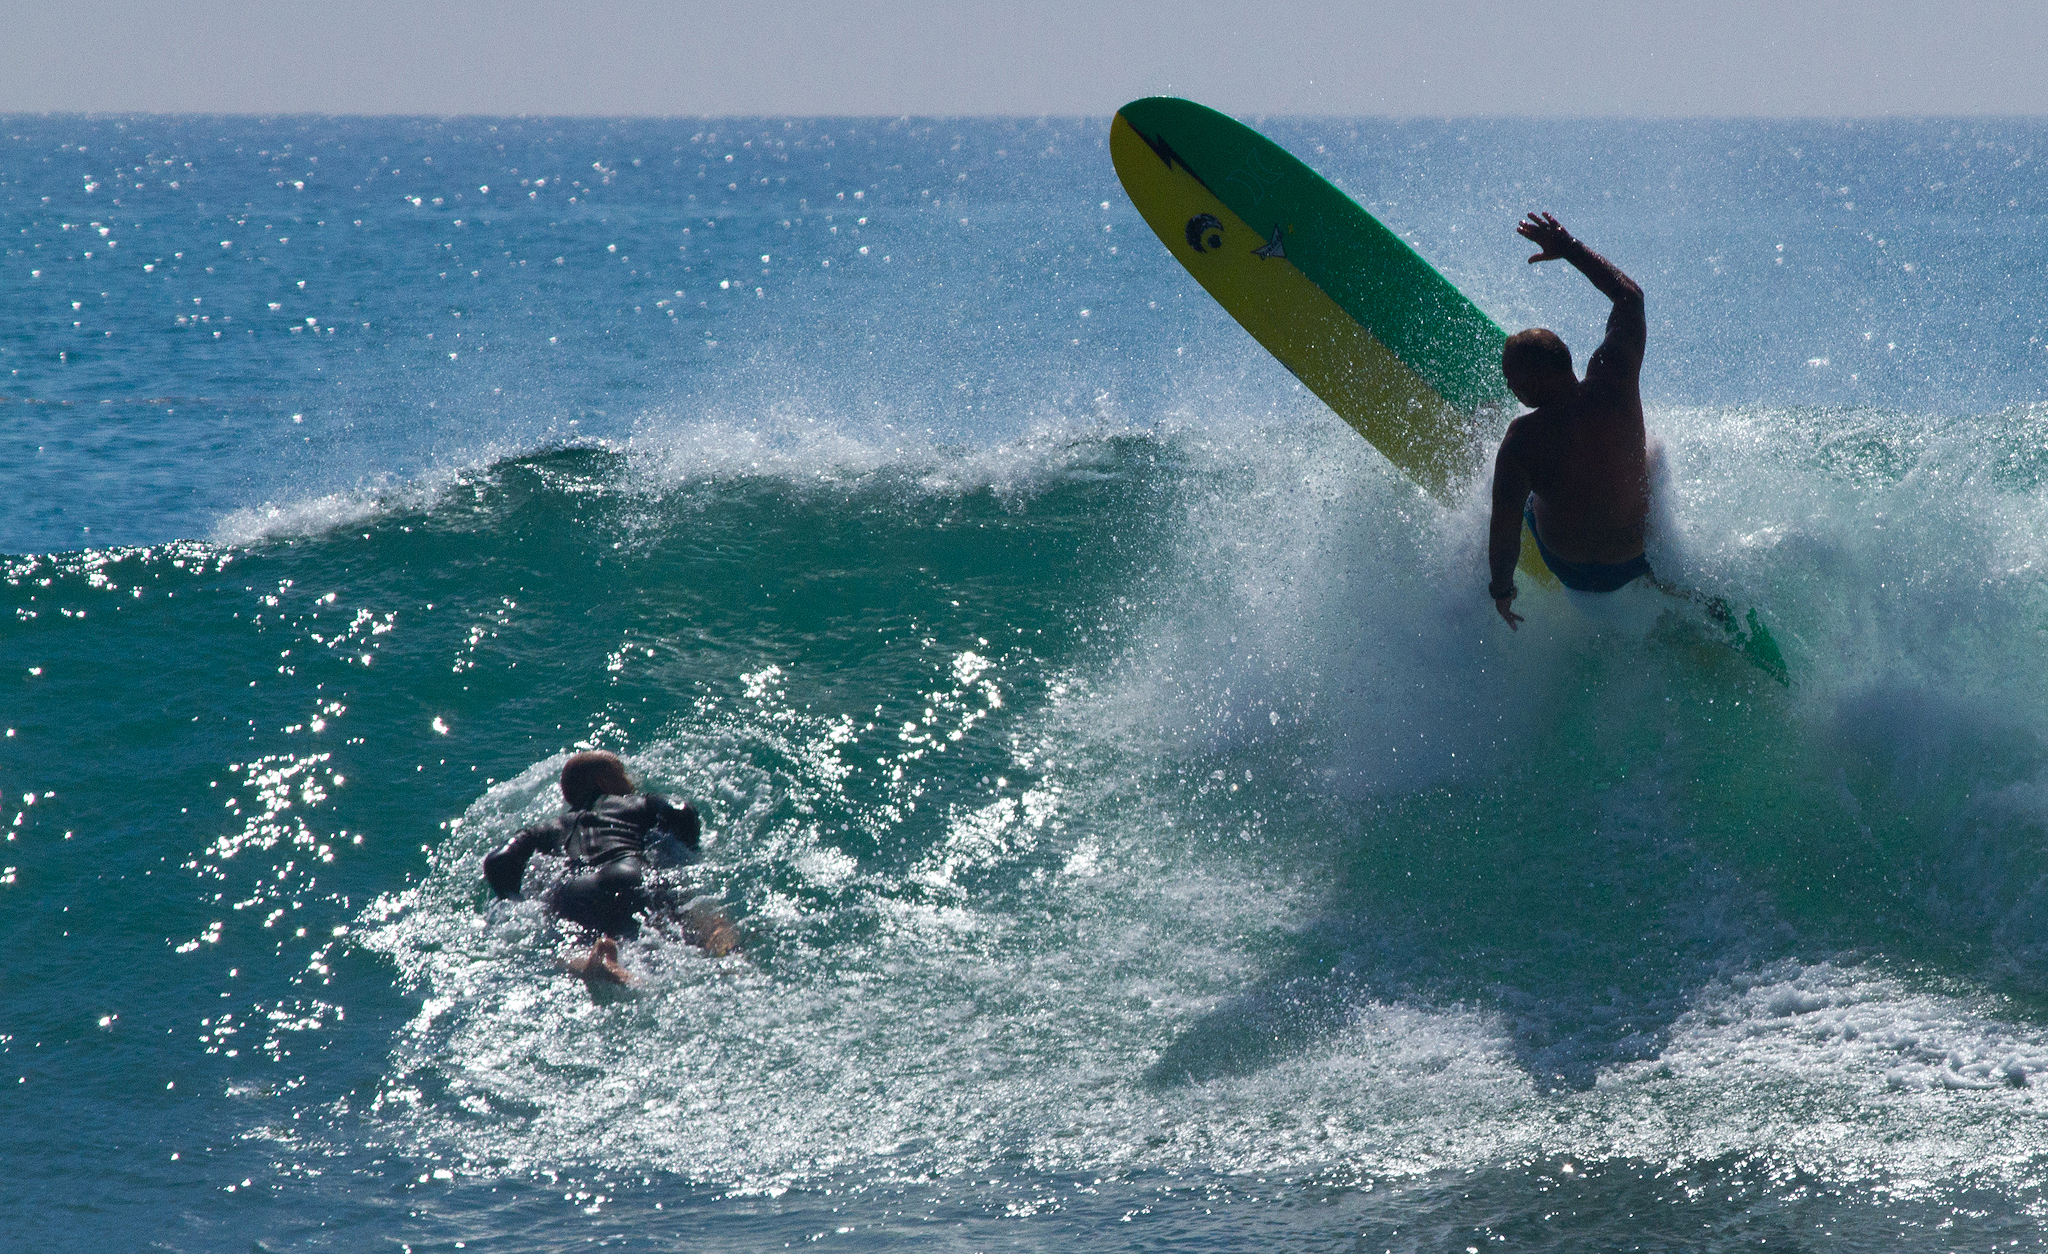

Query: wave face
6;116;2048;1251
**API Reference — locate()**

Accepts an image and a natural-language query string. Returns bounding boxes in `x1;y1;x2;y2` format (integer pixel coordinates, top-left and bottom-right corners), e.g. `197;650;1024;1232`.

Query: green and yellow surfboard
1110;96;1510;500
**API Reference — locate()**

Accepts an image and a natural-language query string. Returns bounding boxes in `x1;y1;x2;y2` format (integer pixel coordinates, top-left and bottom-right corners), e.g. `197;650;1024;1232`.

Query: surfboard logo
1184;214;1224;252
1131;125;1220;191
1252;225;1286;259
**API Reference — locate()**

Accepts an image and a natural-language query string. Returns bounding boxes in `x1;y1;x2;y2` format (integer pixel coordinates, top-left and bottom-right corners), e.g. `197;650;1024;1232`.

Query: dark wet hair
1503;328;1573;380
560;750;634;810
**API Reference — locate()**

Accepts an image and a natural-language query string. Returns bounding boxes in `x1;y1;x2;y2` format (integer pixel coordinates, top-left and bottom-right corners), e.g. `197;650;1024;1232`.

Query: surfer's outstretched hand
1517;212;1575;264
1495;595;1524;631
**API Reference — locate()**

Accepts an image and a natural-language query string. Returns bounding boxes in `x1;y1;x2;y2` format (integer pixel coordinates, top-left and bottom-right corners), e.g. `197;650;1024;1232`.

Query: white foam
209;407;1177;550
616;405;1164;508
1578;961;2048;1193
211;487;407;546
205;446;531;545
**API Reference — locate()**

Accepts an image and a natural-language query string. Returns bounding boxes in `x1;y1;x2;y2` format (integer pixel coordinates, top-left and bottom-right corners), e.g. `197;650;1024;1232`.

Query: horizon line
7;109;2048;124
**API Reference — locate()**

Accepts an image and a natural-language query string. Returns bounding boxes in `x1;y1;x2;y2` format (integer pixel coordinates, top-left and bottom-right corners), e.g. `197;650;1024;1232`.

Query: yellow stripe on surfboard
1110;115;1457;492
1107;113;1557;586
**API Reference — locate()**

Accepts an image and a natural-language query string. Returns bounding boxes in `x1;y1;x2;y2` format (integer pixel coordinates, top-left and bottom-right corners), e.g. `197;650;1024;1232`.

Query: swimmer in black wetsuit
483;750;737;982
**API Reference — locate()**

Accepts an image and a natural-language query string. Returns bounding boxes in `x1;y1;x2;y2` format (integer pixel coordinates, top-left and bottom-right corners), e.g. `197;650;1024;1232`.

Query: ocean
5;113;2048;1251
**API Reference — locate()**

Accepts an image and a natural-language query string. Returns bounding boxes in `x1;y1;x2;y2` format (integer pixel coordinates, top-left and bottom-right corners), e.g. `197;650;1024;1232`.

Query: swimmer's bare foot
564;936;632;986
700;916;741;958
683;903;741;957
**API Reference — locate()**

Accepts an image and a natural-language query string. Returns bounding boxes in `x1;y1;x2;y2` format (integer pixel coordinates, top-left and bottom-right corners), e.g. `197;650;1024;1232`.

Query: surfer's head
560;750;635;810
1502;328;1575;406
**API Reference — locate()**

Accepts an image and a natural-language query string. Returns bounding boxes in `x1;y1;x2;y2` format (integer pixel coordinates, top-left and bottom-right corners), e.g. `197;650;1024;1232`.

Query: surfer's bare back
1487;213;1652;629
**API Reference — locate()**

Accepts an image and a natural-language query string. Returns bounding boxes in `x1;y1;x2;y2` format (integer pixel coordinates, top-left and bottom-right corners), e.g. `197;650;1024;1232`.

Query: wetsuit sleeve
483;819;566;899
1566;240;1645;390
649;795;702;851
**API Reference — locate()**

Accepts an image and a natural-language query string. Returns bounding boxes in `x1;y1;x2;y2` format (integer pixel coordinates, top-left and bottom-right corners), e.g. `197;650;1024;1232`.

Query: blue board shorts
1525;506;1653;594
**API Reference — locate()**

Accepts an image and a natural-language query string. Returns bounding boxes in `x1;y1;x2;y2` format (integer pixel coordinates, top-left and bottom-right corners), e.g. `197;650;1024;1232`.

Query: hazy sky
7;0;2046;117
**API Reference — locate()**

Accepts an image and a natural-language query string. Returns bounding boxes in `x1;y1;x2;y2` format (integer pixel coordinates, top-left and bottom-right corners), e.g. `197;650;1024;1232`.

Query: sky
5;0;2046;117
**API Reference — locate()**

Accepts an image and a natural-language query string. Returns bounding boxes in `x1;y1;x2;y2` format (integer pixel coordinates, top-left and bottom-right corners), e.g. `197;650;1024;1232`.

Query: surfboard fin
1739;609;1790;687
1253;225;1286;259
1705;596;1790;687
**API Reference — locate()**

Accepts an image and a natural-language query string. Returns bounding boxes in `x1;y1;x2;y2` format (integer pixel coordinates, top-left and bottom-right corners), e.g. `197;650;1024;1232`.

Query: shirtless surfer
1487;213;1655;629
483;750;738;986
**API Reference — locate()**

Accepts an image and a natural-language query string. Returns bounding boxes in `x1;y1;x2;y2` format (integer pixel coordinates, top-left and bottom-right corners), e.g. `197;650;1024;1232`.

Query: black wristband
1489;581;1516;601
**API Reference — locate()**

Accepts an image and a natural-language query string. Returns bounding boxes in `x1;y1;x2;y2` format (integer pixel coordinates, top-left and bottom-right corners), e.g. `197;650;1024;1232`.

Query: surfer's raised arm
1488;213;1655;625
1517;212;1644;384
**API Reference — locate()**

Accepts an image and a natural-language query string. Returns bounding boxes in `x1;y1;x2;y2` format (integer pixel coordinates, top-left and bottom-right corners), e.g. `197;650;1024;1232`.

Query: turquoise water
6;116;2048;1250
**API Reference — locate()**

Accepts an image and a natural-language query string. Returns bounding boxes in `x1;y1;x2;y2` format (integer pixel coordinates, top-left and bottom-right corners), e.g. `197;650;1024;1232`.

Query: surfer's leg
568;936;629;983
564;936;632;986
1645;571;1689;599
635;870;742;956
547;857;650;937
682;898;741;957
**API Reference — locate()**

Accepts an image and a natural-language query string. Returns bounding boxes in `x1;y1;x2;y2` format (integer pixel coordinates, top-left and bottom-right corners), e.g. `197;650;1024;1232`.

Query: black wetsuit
482;793;701;936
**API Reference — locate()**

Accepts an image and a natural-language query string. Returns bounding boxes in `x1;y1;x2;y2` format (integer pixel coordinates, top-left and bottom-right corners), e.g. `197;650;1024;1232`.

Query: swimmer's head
561;750;634;810
1502;328;1575;406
